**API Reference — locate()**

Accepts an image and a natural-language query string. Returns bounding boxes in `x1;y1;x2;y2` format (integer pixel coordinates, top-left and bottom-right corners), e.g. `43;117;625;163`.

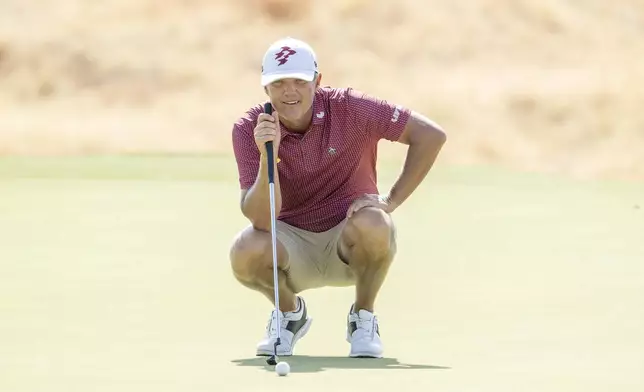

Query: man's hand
254;110;281;158
346;194;398;218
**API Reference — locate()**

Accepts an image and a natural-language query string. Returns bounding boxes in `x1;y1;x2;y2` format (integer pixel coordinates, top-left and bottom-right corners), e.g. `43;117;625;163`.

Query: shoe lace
352;314;378;339
265;310;289;338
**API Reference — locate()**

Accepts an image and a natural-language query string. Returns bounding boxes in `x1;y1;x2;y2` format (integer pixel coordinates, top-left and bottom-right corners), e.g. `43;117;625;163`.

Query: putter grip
263;102;275;184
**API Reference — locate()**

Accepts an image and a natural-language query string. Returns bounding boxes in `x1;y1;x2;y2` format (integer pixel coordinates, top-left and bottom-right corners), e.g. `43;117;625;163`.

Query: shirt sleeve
231;113;260;190
347;88;412;142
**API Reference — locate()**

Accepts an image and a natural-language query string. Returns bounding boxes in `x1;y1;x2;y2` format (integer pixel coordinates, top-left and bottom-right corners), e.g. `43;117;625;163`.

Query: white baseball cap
261;37;318;86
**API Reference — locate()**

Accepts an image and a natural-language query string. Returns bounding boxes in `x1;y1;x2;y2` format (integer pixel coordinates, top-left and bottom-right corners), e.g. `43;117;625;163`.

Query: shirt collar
279;90;326;140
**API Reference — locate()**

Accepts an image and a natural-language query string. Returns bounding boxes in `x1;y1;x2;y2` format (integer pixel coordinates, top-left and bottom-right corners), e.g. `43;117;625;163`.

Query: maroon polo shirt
232;87;411;233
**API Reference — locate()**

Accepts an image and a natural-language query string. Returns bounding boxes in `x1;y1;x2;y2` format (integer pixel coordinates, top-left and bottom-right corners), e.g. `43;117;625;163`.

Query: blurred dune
1;0;643;180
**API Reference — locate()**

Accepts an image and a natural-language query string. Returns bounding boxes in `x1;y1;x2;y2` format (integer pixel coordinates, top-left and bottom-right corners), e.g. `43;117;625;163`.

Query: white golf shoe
346;305;384;358
256;296;312;357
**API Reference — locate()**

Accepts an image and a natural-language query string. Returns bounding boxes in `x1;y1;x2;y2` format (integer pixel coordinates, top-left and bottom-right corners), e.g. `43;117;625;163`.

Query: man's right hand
254;111;281;160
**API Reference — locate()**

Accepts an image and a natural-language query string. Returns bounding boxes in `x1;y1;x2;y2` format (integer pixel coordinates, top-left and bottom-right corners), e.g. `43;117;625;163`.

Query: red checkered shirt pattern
232;87;411;233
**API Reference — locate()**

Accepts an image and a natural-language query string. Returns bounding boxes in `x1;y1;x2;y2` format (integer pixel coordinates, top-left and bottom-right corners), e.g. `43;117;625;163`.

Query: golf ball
275;361;290;376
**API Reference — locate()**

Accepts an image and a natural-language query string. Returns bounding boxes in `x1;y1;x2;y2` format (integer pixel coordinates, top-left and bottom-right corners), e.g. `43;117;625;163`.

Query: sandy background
1;0;644;180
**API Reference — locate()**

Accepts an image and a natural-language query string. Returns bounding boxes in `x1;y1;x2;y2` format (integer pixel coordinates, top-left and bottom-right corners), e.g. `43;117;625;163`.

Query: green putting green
1;155;642;392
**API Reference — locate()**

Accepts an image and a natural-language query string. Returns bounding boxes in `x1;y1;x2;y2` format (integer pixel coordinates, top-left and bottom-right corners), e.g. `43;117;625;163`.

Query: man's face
265;75;319;124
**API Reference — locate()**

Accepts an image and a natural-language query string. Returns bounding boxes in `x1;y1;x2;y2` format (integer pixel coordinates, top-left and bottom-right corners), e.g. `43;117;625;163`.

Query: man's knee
229;227;286;282
343;207;396;256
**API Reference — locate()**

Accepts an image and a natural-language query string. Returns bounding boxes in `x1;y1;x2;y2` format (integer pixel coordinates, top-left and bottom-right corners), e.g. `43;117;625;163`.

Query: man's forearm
387;132;446;211
242;157;282;231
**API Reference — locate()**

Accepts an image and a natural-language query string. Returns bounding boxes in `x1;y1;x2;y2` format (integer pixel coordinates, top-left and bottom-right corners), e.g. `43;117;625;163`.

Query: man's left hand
346;194;397;218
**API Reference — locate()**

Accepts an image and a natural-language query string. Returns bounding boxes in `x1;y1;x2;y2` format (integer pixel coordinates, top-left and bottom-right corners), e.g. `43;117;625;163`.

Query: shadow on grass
231;355;451;373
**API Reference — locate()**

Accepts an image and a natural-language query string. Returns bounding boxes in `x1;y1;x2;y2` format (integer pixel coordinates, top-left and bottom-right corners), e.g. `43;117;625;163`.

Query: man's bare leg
229;226;297;312
230;226;314;356
336;207;395;358
338;207;397;313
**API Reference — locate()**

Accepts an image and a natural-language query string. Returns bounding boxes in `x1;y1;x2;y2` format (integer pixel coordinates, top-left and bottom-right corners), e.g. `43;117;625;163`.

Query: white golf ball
275;361;290;376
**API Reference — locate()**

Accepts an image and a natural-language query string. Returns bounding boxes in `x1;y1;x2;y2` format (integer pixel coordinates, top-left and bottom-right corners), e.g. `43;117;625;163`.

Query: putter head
266;338;281;365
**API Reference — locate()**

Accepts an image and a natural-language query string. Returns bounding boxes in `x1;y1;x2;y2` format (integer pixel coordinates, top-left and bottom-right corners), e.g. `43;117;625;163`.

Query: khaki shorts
275;218;355;293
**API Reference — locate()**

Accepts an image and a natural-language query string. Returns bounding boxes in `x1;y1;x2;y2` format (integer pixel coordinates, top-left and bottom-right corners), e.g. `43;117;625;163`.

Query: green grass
1;155;643;392
0;154;237;181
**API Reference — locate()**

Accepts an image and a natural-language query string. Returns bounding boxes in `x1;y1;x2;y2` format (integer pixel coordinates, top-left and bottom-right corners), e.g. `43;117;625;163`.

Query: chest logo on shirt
316;111;325;118
327;147;337;155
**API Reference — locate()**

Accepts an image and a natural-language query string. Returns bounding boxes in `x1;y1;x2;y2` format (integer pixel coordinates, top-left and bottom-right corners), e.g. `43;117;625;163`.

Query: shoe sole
349;352;383;358
346;332;383;358
256;317;313;357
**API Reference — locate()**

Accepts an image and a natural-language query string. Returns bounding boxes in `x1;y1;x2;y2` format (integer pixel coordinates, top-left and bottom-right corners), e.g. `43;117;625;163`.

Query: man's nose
283;83;297;94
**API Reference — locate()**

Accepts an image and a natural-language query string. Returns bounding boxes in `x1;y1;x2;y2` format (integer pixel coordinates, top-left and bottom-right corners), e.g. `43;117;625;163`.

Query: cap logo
275;46;296;66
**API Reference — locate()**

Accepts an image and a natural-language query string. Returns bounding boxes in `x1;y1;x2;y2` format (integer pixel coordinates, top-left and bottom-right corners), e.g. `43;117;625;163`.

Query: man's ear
315;73;322;88
264;86;268;95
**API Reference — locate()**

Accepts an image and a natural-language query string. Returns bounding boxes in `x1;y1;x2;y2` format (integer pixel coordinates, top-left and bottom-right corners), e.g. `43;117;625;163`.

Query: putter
263;102;281;366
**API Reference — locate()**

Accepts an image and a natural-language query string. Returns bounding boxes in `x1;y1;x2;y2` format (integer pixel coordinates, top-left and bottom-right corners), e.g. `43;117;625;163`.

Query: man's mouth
283;100;300;105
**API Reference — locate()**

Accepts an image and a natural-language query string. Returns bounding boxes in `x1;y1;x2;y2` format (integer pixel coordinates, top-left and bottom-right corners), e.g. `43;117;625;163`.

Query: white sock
286;297;302;315
294;297;302;313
